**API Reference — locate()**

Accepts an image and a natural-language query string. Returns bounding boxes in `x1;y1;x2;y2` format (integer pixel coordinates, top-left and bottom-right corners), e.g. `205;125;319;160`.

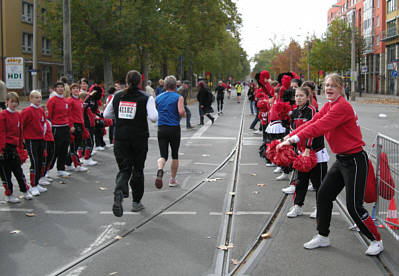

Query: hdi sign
5;57;24;89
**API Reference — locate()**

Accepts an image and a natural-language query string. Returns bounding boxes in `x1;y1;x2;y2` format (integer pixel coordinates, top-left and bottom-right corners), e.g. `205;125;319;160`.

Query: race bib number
118;101;136;120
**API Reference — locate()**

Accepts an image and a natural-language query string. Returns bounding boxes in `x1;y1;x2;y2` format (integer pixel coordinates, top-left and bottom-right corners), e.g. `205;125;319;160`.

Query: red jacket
21;105;46;140
0;109;23;153
44;120;54;142
67;96;84;125
290;96;364;154
47;95;70;126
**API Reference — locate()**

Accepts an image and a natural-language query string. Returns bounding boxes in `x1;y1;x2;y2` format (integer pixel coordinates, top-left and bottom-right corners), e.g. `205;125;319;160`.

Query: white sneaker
6;194;21;203
304;234;330;249
365;240;384;255
57;170;71;177
273;167;282;174
44;176;54;182
310;209;317;219
65;165;74;171
91;150;97;155
83;158;97;166
308;184;315;191
169;178;179;187
287;204;303;218
276;173;290;181
253;129;261;134
36;185;47;193
39;177;51;186
106;144;114;149
282;185;296;194
74;165;88;172
95;146;105;151
30;186;40;196
266;163;276;167
24;191;33;200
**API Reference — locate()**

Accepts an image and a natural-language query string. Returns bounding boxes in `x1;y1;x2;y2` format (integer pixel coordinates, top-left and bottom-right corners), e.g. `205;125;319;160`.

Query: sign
206;72;211;80
350;71;358;82
361;66;368;73
388;64;394;70
5;57;24;89
392;70;398;78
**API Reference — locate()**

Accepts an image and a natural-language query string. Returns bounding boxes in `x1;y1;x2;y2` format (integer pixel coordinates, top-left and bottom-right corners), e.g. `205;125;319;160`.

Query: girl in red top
21;91;48;196
0;92;32;202
278;73;383;256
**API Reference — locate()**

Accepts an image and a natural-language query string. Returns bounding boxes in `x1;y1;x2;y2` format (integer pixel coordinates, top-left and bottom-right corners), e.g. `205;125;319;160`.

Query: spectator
156;79;164;96
145;80;156;98
178;80;192;129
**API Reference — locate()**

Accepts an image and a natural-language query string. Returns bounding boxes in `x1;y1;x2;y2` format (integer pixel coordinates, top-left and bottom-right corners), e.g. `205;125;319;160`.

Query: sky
234;0;336;63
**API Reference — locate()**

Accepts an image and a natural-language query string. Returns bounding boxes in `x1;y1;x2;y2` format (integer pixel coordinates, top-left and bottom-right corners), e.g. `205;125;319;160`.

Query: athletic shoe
273;167;282;174
57;170;71;177
65;165;74;171
304;234;330;249
266;163;276;167
30;186;40;196
169;178;178;187
6;194;21;203
155;169;163;189
44;176;54;182
39;177;51;186
24;191;33;200
308;184;315;191
276;173;290;181
310;209;317;219
37;185;47;193
105;144;114;149
282;185;296;194
74;165;88;172
365;240;384;255
131;202;145;212
91;150;97;155
211;118;215;125
112;190;123;217
83;158;97;166
95;146;105;151
253;129;261;134
287;204;303;218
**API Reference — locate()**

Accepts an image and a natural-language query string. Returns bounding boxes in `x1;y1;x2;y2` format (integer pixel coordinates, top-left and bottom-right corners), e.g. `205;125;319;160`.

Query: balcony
381;30;399;42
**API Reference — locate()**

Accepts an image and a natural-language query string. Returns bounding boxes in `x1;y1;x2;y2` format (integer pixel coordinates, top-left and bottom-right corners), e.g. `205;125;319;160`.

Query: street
1;90;399;276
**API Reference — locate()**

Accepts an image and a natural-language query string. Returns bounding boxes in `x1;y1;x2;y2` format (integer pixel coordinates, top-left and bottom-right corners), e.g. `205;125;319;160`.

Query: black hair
54;81;64;87
125;70;142;91
107;87;117;95
291;78;302;87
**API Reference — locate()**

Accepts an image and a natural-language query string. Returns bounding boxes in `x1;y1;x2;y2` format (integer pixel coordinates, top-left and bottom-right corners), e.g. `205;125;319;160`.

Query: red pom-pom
291;72;300;80
274;145;297;167
281;75;292;88
260;70;270;82
257;98;270;111
18;148;29;164
274;101;291;121
293;151;318;172
104;118;113;127
266;140;281;163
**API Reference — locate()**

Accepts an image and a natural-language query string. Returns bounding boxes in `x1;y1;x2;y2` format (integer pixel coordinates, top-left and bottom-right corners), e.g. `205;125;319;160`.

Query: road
1;89;398;276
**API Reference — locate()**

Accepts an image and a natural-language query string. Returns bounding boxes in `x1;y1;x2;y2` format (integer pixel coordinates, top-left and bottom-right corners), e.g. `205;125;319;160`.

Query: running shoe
6;194;21;203
112;190;124;217
155;169;163;189
169;178;178;187
131;202;145;212
287;205;303;218
304;234;330;249
365;240;384;255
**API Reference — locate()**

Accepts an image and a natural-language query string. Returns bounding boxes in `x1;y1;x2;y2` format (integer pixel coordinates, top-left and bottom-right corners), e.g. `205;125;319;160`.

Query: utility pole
350;10;356;101
32;0;38;89
289;49;293;72
63;0;72;82
307;42;311;80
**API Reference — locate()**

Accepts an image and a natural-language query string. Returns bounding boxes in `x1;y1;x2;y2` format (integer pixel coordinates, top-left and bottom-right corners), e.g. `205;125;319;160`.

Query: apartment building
328;0;388;94
0;0;62;95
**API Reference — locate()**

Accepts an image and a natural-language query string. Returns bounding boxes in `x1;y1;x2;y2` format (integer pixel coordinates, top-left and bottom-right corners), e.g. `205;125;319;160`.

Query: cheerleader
278;73;383;255
283;86;329;219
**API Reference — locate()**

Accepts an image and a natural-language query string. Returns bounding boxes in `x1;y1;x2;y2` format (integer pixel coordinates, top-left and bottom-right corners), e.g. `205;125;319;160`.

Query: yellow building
383;0;399;95
0;0;62;96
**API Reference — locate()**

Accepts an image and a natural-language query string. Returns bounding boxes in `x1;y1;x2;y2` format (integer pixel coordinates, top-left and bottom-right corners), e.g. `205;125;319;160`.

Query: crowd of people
250;70;383;256
0;68;383;256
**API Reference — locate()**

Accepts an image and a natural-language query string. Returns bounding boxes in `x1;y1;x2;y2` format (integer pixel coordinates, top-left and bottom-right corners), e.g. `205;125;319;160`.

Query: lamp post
32;0;38;90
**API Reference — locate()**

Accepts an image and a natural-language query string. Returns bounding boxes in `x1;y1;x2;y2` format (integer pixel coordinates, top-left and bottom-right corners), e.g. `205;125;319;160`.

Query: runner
104;70;158;216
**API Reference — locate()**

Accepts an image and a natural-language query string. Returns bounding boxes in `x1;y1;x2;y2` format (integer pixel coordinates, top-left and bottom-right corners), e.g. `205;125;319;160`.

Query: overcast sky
235;0;336;62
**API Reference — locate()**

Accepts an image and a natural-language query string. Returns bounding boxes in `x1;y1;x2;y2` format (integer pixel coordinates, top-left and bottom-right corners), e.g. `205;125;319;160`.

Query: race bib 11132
118;101;136;120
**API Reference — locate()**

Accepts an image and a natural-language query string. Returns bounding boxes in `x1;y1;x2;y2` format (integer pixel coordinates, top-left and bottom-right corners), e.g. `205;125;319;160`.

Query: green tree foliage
41;0;249;86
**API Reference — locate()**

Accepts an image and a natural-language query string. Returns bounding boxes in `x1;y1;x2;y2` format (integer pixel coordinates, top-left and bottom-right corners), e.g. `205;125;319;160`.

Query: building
0;0;62;96
328;0;388;95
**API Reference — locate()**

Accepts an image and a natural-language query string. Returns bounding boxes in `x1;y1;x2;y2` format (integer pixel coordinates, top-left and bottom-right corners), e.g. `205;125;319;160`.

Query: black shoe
112;190;124;217
132;201;144;212
211;118;215;125
187;126;194;129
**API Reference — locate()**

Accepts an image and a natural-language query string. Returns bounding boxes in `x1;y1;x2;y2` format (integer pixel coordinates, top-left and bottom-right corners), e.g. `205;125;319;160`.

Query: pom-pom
260;70;270;82
281;75;291;89
104;118;113;127
291;72;300;80
274;101;291;120
274;145;297;167
257;98;270;111
266;140;281;163
18;148;29;164
293;151;318;172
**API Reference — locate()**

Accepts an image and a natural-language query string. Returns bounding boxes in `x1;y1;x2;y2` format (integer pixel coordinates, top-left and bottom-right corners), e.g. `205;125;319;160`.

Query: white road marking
81;222;125;255
99;211;140;215
240;163;259;166
209;211;341;216
0;208;34;212
192;115;219;138
161;211;197;215
46;210;88;214
194;162;220;166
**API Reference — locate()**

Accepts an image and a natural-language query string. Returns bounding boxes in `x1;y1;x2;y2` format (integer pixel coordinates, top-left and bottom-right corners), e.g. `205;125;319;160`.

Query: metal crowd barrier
372;134;399;240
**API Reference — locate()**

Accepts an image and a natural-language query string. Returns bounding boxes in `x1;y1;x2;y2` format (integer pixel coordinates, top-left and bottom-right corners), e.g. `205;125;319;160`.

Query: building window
22;32;33;53
377;0;379;9
376;35;380;46
387;20;396;37
376;16;380;27
387;0;396;13
42;37;51;56
22;1;33;23
41;8;47;24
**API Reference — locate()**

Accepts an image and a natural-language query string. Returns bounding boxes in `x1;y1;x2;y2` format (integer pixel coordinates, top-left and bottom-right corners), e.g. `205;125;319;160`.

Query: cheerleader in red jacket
278;73;383;256
283;86;329;219
0;92;31;202
21;91;48;196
